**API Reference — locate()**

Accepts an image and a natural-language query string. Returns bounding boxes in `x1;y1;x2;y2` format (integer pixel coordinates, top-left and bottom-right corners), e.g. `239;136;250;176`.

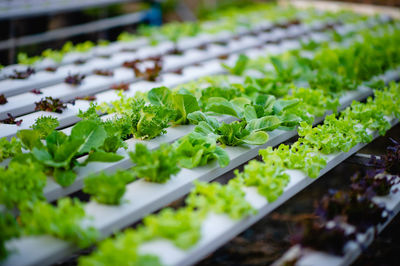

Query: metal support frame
0;0;171;64
0;0;141;20
0;11;148;52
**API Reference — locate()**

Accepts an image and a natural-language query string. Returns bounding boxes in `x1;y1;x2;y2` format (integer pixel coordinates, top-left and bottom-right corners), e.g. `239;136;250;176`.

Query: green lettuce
148;86;200;125
0;159;46;209
20;198;98;248
0;137;22;162
222;54;249;76
83;170;135;205
234;160;290;202
0;213;20;261
30;116;60;139
186;181;256;219
174;132;229;169
128;99;176;139
17;120;123;187
129;143;181;183
188;111;269;146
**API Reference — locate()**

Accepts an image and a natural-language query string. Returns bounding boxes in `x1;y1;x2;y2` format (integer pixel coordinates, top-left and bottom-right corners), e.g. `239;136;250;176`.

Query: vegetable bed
1;3;400;266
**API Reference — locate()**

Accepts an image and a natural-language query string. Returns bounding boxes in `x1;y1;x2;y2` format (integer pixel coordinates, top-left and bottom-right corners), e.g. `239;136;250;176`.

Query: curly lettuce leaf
148;86;200;125
174;132;229;169
186;181;255;219
0;159;46;209
20;198;98;248
0;137;22;162
234;160;290;202
30;116;59;139
83;170;135;205
129;143;180;183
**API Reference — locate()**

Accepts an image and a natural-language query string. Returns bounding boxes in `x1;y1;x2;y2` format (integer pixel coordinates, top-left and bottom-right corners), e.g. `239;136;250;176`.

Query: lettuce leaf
21;120;123;187
148;86;200;125
129;143;180;183
20;198;98;248
0;159;46;209
174;132;229;168
186;181;255;219
83;170;135;205
0;137;22;162
222;54;249;76
234;160;290;202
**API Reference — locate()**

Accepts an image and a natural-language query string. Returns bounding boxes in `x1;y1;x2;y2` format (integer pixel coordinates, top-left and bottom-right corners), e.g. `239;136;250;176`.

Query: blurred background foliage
2;0;400;64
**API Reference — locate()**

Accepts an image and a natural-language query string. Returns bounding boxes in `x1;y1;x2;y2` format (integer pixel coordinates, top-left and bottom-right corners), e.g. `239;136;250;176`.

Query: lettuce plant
19;198;98;248
315;189;388;233
30;116;59;139
351;170;399;197
0;213;20;261
79;207;203;265
129;143;180;183
126;99;176;140
369;138;400;176
147;86;200;125
189;111;269;146
30;89;42;95
34;97;67;113
203;94;312;131
186;181;256;219
0;113;22;126
0;137;22;162
260;143;327;178
234;160;290;202
139;207;203;249
0;94;7;105
78;229;161;266
97;97;175;140
17;119;124;187
198;85;242;109
83;170;135;205
286;87;339;117
217;121;269;146
65;73;86;86
8;67;35;80
222;54;249;76
0;159;46;209
123;57;163;82
173;132;229;169
78;105;129;153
